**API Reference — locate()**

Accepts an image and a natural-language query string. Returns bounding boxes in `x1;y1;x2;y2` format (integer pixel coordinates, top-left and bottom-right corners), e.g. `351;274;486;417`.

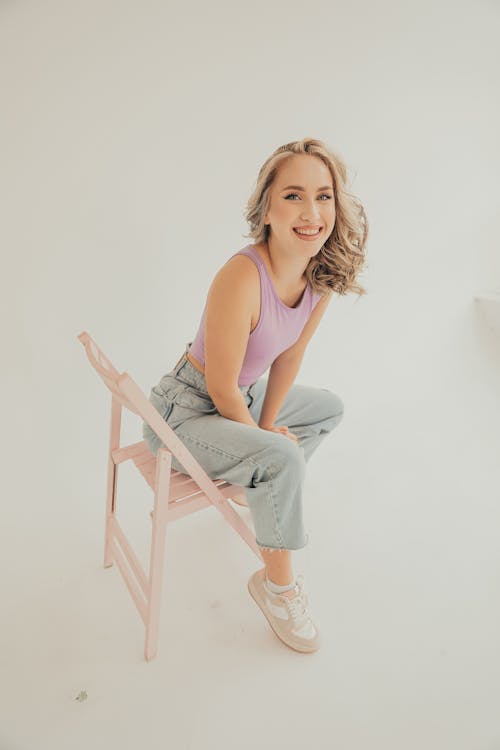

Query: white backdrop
1;1;499;749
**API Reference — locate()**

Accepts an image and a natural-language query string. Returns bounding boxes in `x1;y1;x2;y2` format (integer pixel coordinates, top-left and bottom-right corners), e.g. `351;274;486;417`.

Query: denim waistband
170;341;254;396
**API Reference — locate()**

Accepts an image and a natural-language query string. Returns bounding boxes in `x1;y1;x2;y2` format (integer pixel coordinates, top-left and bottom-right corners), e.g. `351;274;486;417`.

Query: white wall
1;0;498;422
1;1;499;747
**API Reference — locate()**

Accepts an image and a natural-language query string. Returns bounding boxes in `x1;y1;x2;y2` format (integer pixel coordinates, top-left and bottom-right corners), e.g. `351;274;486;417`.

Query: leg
247;378;344;463
246;377;344;586
143;362;343;555
260;548;293;585
152;360;341;652
144;402;309;552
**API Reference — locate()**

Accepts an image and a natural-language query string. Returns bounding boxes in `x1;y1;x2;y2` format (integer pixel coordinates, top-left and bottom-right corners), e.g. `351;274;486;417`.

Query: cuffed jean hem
256;534;309;552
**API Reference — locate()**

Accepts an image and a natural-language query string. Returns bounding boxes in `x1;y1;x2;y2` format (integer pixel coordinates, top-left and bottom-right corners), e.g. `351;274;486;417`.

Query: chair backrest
78;331;140;416
77;331;222;499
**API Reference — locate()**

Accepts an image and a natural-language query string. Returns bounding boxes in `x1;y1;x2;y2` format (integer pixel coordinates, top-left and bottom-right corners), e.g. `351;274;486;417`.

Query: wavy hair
244;137;368;297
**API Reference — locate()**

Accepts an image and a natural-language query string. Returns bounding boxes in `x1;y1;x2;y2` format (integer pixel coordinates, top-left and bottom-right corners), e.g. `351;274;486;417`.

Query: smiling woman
246;138;369;298
143;136;368;654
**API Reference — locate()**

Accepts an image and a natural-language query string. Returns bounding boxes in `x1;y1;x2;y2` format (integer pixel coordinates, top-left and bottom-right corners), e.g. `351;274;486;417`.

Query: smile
293;226;322;237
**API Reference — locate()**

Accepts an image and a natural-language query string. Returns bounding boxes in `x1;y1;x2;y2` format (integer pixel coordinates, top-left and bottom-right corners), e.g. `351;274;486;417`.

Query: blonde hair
244;137;368;297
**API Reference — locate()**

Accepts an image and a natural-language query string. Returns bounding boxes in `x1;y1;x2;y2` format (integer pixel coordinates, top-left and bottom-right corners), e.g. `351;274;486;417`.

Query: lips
293;226;323;237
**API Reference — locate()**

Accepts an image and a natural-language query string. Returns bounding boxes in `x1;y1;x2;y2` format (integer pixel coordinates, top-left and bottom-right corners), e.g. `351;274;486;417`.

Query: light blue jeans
142;342;344;551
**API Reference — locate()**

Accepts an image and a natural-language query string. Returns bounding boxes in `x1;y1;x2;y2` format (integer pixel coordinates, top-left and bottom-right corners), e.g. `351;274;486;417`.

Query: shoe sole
247;574;319;654
231;498;248;507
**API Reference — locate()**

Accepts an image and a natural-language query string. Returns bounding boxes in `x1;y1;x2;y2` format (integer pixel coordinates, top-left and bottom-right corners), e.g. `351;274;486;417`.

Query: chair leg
144;448;172;661
104;395;122;569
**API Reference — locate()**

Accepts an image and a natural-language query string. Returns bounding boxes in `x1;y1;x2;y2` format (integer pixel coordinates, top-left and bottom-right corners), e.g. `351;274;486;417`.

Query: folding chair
77;331;263;661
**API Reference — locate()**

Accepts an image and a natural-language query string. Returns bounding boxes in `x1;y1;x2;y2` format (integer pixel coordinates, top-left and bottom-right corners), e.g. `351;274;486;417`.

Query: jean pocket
143;396;175;452
173;385;218;414
149;389;175;421
159;401;175;421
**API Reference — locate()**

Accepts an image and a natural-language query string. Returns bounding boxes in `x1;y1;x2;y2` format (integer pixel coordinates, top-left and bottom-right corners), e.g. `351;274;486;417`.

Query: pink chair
77;331;263;661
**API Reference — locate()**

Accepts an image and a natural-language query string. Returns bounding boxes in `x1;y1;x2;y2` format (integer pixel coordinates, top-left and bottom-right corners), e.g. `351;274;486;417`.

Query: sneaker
247;568;321;653
231;491;248;507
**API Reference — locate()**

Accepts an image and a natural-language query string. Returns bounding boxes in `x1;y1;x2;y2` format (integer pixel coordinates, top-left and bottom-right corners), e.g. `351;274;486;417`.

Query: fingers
279;426;298;444
263;425;298;444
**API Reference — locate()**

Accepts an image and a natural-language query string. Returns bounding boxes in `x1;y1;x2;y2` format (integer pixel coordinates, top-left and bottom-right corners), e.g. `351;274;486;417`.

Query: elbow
206;382;240;403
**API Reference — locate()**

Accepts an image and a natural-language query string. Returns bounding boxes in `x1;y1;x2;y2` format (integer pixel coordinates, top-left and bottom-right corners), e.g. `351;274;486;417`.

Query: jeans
142;342;344;551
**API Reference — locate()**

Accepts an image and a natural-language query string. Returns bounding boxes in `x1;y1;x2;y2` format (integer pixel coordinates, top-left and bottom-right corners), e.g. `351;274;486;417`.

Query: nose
299;199;322;223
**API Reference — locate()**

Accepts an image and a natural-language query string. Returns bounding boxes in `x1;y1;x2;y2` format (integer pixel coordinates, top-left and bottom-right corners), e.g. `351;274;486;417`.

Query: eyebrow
280;184;333;192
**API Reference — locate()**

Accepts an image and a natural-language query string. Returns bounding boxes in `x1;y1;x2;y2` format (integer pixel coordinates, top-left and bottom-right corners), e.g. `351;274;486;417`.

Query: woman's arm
204;257;260;427
258;291;334;429
258;351;304;429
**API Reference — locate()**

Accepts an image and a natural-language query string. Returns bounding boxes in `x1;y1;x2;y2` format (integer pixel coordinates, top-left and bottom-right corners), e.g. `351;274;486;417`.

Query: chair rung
110;536;148;626
149;481;245;521
110;516;149;599
111;441;153;465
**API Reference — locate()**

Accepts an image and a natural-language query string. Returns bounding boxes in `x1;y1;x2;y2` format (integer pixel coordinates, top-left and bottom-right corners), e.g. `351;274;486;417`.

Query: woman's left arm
259;352;305;429
258;291;334;429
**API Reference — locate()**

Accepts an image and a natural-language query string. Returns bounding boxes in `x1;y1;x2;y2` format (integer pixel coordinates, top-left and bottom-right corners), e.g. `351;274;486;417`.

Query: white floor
2;318;500;750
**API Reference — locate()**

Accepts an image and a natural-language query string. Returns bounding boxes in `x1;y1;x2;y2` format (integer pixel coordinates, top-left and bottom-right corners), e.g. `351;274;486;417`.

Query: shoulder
212;252;260;292
206;253;261;313
224;251;260;275
204;254;260;347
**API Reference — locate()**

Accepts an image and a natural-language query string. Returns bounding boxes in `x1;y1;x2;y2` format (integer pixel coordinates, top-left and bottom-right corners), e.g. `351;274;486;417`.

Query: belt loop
172;341;193;374
173;352;186;370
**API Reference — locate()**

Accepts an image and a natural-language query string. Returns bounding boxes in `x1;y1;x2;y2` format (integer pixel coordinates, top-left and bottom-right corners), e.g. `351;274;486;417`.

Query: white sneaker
247;568;321;653
230;491;248;507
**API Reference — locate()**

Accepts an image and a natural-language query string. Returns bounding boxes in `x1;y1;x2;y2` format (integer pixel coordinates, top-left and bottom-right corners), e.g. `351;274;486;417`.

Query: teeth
294;228;321;235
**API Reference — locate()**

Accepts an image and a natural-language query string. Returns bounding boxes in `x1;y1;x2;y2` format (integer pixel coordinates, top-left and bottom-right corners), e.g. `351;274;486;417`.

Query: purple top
188;244;323;386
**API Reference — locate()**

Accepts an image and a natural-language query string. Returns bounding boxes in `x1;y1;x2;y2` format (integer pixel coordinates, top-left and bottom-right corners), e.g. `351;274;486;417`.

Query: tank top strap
232;245;265;269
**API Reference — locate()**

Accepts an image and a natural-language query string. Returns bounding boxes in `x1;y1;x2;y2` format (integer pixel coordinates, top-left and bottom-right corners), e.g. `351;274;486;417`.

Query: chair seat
111;439;247;513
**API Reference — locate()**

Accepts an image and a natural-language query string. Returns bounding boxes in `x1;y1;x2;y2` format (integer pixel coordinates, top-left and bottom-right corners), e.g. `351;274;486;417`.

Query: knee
319;388;344;425
257;434;306;482
277;435;306;466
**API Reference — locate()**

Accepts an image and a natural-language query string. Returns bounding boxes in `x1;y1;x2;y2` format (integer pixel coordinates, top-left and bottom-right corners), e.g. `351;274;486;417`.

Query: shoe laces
281;574;310;625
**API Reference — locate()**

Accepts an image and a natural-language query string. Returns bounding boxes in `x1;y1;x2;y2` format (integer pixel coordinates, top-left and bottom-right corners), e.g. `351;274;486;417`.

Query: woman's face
264;154;336;252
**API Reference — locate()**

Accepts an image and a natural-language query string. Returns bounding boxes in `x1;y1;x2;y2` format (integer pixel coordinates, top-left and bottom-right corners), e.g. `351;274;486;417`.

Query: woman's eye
284;193;332;200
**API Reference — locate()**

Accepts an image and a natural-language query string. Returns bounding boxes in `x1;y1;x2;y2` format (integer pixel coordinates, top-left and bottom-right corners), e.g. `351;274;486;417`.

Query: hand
260;424;298;444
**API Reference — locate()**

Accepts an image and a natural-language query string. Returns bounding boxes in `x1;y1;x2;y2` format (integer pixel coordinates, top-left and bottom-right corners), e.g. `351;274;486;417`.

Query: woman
143;137;368;653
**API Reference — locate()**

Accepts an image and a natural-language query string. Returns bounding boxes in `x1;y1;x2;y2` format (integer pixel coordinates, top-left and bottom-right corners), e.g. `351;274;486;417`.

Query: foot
247;568;321;653
231;491;248;507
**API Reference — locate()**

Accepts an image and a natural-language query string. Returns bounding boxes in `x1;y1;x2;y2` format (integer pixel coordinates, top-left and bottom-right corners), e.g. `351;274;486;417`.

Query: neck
263;237;310;285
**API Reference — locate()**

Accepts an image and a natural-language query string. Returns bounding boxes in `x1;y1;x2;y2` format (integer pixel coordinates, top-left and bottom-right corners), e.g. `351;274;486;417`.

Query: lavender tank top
188;244;323;386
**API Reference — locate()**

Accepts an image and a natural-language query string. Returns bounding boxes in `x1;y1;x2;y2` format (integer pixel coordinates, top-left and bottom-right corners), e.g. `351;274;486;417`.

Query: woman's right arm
204;257;260;428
